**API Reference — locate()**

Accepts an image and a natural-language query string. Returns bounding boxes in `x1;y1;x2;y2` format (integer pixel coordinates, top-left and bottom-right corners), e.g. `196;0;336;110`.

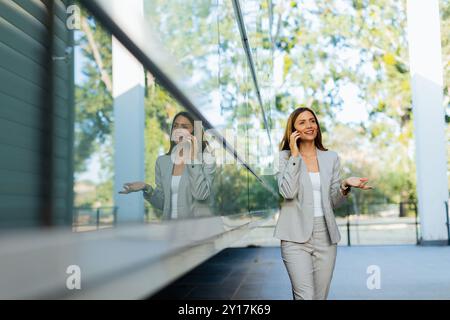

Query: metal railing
337;201;420;246
73;206;118;231
445;200;450;246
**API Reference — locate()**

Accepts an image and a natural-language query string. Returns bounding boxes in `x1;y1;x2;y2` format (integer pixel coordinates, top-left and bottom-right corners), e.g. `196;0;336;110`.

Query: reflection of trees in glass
211;165;249;215
74;7;113;207
240;1;276;129
75;11;112;173
217;1;249;120
144;0;268;127
144;0;280;217
248;174;279;214
144;0;219;98
210;164;279;217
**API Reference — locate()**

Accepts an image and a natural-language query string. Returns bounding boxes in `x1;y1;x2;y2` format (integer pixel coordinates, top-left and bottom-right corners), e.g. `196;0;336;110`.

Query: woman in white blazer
274;107;373;300
119;112;216;220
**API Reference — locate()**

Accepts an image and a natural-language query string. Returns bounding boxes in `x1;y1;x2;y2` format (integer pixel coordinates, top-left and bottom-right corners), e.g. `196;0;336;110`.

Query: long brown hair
279;107;328;152
166;111;209;155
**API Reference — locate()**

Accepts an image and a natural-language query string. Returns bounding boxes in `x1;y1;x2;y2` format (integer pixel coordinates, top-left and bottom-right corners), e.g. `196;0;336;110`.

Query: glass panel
142;0;279;222
0;0;276;299
73;5;115;231
0;0;278;228
142;78;220;221
144;0;222;127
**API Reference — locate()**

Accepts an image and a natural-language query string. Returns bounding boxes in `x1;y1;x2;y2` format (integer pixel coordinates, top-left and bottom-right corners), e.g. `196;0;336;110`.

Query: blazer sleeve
143;157;165;211
276;150;302;200
330;153;350;209
186;150;216;201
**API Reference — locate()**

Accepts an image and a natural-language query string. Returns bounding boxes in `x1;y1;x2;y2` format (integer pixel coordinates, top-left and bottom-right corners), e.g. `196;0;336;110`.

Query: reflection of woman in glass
119;112;216;220
274;107;373;300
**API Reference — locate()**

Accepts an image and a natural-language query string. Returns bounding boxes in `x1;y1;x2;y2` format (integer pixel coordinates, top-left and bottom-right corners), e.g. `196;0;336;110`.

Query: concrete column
112;0;145;223
407;0;449;244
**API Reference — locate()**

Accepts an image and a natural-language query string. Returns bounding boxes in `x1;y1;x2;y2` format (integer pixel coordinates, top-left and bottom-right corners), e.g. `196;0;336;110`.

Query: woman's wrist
340;180;350;192
291;151;300;157
143;184;152;194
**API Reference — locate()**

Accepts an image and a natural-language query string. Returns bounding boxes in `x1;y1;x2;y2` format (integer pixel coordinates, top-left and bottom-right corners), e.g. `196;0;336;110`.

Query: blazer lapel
179;165;188;196
163;156;173;196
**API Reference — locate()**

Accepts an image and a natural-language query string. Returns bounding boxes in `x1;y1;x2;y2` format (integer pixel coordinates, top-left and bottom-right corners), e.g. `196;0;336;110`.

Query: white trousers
281;216;337;300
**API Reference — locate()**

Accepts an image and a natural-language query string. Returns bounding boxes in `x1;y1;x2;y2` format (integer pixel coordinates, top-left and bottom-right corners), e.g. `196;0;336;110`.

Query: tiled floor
150;245;450;300
150;247;292;300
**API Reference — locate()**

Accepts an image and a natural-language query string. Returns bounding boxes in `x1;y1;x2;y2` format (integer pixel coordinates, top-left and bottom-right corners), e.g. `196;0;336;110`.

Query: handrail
0;211;270;299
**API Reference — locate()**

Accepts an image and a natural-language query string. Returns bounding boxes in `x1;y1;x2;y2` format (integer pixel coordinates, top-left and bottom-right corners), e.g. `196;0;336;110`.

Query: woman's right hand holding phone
289;131;301;157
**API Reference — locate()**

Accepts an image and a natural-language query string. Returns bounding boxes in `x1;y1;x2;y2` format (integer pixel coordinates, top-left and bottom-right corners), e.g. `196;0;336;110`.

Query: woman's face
293;111;318;142
171;115;194;144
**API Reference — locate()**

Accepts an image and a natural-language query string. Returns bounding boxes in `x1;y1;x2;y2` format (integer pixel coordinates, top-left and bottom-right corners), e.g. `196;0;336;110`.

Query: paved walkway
151;245;450;300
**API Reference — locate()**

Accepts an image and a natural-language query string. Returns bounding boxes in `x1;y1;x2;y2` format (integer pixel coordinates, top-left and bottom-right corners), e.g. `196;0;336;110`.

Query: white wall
407;0;449;244
112;0;145;223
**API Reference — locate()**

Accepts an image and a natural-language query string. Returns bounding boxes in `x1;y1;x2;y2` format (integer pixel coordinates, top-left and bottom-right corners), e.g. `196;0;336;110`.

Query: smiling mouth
305;131;315;135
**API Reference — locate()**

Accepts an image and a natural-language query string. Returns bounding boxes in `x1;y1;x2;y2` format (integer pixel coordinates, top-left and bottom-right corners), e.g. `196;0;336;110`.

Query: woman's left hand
345;177;374;190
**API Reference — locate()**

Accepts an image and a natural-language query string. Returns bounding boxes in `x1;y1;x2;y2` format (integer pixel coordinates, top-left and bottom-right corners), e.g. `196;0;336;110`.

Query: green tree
74;8;113;174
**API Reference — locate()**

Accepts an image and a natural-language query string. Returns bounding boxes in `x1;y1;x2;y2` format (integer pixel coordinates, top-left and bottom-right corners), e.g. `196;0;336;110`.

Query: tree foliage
73;0;449;210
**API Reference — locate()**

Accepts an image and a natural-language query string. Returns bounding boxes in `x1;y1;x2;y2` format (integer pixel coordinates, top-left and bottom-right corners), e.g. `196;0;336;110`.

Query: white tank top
309;172;324;217
170;175;182;219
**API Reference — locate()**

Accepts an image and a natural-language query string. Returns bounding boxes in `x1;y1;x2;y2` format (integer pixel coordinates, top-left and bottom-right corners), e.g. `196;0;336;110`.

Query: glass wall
72;5;115;230
0;0;279;299
71;0;279;228
141;0;279;222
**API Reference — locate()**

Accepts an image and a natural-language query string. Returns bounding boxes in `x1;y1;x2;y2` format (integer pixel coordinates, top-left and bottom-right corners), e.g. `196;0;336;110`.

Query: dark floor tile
178;273;230;285
220;273;246;288
152;247;290;300
231;283;262;300
185;285;237;300
150;285;194;300
189;263;233;276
